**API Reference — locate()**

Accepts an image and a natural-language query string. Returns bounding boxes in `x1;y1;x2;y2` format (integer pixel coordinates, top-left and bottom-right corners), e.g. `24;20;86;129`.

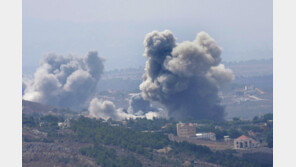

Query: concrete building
177;123;196;138
224;136;232;142
196;132;216;141
234;135;259;149
57;119;70;129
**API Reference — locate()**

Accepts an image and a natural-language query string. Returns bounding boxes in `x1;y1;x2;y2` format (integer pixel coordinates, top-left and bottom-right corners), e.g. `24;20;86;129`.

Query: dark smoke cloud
139;30;234;121
128;93;157;115
23;51;104;109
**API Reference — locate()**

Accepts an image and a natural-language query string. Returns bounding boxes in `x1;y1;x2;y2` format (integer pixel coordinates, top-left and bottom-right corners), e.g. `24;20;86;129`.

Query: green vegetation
23;114;67;140
71;117;170;155
23;114;39;127
70;116;264;167
188;114;273;144
125;118;177;134
170;142;260;167
252;113;273;123
23;113;273;166
80;145;142;167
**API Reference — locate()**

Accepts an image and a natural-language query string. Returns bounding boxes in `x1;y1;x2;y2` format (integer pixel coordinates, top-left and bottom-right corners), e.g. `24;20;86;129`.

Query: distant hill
22;100;54;115
100;58;273;80
223;59;273;77
22;100;84;118
94;59;273;92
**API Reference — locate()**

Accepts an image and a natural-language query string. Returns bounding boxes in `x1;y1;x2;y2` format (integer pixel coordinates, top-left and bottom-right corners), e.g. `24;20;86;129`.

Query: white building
196;132;216;141
234;135;259;149
57;119;70;129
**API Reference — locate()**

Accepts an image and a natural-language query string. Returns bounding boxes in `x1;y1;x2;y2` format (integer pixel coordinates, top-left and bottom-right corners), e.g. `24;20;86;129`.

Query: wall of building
234;139;259;149
177;123;196;138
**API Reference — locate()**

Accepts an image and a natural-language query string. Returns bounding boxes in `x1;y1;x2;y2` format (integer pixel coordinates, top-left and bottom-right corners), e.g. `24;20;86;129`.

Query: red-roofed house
234;135;259;149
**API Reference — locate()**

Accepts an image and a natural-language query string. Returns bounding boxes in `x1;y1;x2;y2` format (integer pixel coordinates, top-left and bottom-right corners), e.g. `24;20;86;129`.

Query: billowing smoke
89;97;168;121
22;81;27;95
22;76;32;95
139;30;234;121
128;93;157;115
23;51;104;109
89;98;135;120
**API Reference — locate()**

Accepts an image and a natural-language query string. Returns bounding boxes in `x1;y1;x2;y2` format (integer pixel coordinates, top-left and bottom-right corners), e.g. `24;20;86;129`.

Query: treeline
70;116;263;167
23;114;66;140
80;145;142;167
23;114;64;129
125;118;177;134
23;114;272;166
71;116;170;156
168;142;261;167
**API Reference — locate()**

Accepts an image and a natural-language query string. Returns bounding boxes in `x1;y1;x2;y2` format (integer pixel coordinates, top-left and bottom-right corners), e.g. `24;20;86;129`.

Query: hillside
22;100;54;115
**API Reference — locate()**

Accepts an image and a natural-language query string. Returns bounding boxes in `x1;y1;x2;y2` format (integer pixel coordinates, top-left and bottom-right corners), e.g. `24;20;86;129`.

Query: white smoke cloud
23;51;104;109
89;97;168;121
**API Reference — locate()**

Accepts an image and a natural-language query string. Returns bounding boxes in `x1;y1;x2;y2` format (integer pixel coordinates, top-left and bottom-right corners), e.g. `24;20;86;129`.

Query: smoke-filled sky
23;0;272;74
85;30;234;121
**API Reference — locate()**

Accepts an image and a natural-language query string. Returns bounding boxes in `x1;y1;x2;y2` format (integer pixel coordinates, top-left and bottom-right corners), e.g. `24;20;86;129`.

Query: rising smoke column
139;30;234;121
23;51;104;109
128;93;157;115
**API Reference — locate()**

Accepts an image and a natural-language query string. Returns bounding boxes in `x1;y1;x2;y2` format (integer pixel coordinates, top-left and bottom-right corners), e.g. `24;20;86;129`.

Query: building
224;136;232;142
177;123;196;138
161;123;172;129
57;119;71;129
234;135;260;149
196;132;216;141
156;146;172;154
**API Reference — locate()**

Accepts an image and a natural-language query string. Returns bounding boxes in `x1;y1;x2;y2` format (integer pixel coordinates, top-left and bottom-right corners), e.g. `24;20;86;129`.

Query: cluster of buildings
233;85;265;104
176;123;260;149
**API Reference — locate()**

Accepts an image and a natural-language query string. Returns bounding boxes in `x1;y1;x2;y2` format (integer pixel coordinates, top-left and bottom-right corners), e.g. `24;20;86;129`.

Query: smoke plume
89;98;135;120
128;93;157;115
89;97;167;121
23;51;104;109
139;30;234;121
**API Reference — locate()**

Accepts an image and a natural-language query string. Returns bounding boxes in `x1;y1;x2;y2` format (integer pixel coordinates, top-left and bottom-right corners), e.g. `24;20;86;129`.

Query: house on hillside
234;135;259;149
58;119;70;129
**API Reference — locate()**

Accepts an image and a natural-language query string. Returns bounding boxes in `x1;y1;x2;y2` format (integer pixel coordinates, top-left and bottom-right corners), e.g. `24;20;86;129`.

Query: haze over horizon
23;0;272;74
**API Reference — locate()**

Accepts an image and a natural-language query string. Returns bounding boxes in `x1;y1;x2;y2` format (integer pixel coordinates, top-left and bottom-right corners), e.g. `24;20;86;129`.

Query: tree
228;128;242;139
263;113;273;122
267;132;273;148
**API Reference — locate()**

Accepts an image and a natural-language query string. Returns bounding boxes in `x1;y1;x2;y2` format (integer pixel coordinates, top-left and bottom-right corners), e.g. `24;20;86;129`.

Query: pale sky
23;0;272;73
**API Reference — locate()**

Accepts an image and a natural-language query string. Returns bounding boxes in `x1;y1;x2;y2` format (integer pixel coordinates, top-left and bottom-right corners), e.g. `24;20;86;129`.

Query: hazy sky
23;0;272;73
